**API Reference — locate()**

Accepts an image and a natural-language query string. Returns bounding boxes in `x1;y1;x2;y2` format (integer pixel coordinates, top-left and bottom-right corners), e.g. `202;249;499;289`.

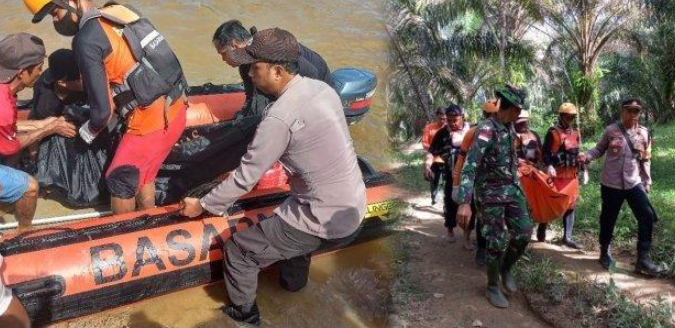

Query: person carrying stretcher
537;103;583;249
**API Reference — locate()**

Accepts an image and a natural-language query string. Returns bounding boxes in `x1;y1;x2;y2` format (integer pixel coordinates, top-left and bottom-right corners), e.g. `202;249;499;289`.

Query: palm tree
599;0;675;123
538;0;642;133
387;0;534;140
450;0;542;81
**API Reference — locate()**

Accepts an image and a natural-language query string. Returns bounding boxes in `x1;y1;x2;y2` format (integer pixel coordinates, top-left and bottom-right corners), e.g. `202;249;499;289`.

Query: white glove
546;165;557;178
582;169;589;185
78;120;100;144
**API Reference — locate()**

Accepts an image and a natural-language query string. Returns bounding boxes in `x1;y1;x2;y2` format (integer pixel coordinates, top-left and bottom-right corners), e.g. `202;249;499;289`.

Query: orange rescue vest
97;11;185;135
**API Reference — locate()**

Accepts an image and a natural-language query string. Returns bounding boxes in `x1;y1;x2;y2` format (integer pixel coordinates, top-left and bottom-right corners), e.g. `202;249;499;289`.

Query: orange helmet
558;103;578;115
25;0;68;23
482;98;499;114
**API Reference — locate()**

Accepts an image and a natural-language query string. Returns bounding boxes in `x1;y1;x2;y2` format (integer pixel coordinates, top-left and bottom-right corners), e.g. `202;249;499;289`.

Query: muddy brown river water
0;1;395;327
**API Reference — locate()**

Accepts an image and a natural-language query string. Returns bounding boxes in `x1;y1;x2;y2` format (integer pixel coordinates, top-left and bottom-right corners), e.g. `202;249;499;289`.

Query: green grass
516;254;675;328
388;148;428;194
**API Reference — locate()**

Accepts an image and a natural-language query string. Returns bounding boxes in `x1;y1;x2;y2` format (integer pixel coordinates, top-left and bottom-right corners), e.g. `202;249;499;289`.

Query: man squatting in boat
181;28;366;326
0;32;80;328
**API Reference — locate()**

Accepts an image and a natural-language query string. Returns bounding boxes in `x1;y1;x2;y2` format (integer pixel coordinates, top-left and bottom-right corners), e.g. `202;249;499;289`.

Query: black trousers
444;178;458;229
599;184;656;252
430;162;444;202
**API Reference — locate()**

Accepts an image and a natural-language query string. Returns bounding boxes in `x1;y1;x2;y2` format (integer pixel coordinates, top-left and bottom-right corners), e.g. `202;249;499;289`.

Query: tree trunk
578;63;599;135
498;7;508;81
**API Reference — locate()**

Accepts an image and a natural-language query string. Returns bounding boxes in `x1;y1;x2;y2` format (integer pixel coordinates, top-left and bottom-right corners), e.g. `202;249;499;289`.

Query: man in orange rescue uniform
422;107;446;205
27;0;189;214
538;103;582;248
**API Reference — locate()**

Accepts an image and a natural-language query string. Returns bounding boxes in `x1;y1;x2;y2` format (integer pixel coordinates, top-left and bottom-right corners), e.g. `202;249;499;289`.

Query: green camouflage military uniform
453;116;533;262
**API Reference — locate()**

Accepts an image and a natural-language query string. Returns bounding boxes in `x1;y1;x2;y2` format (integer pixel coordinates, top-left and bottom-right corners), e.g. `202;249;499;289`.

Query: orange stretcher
518;162;578;223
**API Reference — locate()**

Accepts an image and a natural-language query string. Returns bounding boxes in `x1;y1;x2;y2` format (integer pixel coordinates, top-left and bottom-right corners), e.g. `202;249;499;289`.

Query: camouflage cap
495;85;527;110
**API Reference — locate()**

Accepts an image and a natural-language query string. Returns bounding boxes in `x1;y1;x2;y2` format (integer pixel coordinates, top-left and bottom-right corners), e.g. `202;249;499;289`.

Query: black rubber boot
486;256;509;308
279;255;311;292
536;224;546;242
562;210;581;249
222;302;261;326
635;244;666;277
501;242;527;294
599;245;614;270
475;246;487;267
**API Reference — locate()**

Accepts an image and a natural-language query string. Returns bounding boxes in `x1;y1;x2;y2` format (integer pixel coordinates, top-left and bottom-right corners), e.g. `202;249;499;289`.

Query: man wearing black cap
0;33;76;232
212;20;332;117
181;28;366;325
578;99;665;276
425;105;473;247
30;49;86;121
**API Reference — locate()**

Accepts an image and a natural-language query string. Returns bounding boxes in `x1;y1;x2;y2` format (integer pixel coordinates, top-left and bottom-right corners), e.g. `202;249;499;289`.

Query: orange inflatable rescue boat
0;162;398;326
1;68;397;326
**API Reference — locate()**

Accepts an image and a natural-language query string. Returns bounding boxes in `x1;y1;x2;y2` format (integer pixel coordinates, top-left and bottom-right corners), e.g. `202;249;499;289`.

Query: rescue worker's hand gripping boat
1;69;399;326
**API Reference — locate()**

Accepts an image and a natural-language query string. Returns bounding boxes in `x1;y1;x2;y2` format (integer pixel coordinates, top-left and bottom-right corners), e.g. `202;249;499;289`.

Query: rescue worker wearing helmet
425;104;471;247
514;110;543;167
538;103;582;249
27;0;189;215
578;99;665;277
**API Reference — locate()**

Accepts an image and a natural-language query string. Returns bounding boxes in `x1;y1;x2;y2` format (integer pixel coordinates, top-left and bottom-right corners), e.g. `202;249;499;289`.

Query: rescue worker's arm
73;24;114;135
424;131;443;180
454;126;490;229
541;128;555;166
580;127;610;163
533;131;544;167
421;124;432;150
195;116;291;216
453;126;490;205
423;152;434;181
542;128;557;177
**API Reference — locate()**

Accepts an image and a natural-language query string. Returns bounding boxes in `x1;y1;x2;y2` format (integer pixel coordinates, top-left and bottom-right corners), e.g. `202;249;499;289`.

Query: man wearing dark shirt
212;20;332;116
30;48;86;120
425;105;471;247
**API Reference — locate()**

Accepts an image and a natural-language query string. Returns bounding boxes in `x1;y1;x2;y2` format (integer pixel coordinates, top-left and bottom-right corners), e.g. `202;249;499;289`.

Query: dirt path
388;193;551;328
